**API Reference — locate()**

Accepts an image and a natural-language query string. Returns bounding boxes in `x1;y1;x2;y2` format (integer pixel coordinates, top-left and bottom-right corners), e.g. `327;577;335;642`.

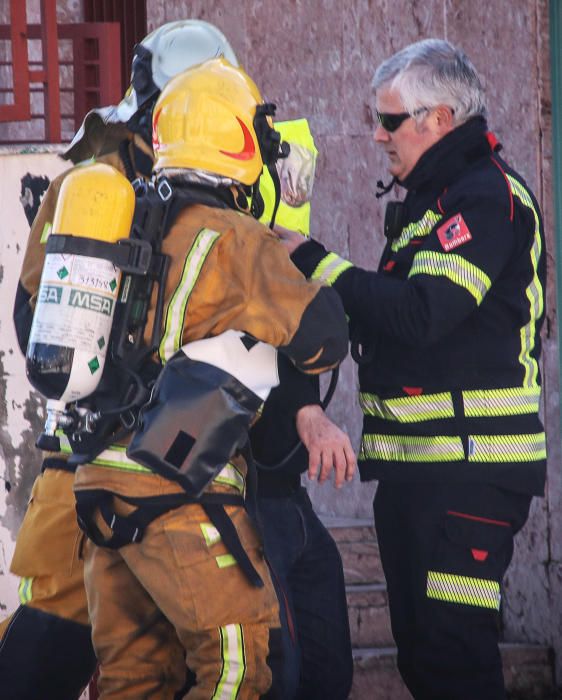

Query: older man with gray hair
282;38;546;699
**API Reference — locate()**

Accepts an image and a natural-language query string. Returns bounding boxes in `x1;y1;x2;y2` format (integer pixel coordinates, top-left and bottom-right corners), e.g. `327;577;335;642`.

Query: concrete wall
0;0;560;682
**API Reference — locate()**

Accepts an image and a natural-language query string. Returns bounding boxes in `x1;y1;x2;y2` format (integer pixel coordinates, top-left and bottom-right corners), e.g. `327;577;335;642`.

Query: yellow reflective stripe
216;554;237;569
311;252;353;286
91;445;153;473
391;209;441;252
359;392;454;422
80;447;245;488
214;463;245;494
56;430;72;454
40;221;52;244
159;228;221;363
408;250;491;304
360;434;464;462
468;433;546;462
507;175;544;388
200;523;221;547
427;571;500;610
463;387;541;417
213;624;246;700
18;577;33;604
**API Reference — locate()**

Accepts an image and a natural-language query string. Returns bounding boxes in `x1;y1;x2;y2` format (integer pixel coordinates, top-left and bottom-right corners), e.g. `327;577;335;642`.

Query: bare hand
295;404;356;488
274;223;307;254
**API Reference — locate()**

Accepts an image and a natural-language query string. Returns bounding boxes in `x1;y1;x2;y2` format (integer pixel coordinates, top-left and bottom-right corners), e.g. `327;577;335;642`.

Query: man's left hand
296;404;356;488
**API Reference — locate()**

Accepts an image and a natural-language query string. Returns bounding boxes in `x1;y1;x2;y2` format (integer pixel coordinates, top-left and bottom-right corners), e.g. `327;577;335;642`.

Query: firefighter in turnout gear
70;57;347;700
3;20;351;700
4;26;354;700
3;69;157;700
0;50;346;698
281;39;546;700
2;21;243;700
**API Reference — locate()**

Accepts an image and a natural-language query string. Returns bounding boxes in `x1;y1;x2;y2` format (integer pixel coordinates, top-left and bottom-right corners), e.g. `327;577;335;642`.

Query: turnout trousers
0;468;96;700
374;480;532;700
76;465;282;700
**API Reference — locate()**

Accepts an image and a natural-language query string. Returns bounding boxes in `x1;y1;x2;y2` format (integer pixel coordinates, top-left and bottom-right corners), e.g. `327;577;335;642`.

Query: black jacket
292;117;546;495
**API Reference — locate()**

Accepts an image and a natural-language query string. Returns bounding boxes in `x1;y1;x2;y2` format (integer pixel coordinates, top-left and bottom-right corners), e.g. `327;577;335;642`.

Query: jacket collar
400;116;492;195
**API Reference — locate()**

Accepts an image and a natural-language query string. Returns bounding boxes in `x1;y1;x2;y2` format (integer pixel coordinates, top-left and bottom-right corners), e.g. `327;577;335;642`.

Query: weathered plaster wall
0;149;68;614
0;150;69;606
0;0;559;683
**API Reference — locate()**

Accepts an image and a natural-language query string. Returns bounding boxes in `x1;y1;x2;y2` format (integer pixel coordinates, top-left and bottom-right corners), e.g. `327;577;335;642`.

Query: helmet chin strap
253;103;290;228
126;98;157;148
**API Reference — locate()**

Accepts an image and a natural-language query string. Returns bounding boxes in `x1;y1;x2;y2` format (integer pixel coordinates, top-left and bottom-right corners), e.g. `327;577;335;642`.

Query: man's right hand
274;223;307;255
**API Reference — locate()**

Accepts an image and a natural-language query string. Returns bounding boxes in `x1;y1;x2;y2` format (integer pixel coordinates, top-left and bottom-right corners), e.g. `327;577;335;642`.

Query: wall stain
0;352;44;537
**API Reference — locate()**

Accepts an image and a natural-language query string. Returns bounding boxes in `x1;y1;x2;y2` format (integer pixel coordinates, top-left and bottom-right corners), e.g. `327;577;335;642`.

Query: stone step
351;643;555;700
351;647;412;700
346;583;393;648
325;517;384;585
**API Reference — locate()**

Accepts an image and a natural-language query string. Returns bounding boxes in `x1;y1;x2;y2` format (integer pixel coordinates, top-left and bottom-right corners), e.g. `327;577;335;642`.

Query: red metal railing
0;0;31;123
0;1;122;143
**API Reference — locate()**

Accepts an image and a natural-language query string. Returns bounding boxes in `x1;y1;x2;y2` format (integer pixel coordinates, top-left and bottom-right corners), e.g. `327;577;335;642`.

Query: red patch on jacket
471;548;489;562
437;213;472;252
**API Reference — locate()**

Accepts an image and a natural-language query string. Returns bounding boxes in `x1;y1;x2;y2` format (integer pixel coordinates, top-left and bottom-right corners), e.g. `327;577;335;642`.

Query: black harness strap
202;503;264;588
119;139;136;181
75;488;264;586
45;234;155;275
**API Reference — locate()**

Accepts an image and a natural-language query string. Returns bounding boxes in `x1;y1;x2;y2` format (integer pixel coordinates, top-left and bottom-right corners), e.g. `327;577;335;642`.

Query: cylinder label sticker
30;253;120;353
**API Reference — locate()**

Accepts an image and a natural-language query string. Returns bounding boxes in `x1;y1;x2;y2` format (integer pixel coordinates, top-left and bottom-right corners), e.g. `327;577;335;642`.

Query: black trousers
374;480;532;700
259;487;354;700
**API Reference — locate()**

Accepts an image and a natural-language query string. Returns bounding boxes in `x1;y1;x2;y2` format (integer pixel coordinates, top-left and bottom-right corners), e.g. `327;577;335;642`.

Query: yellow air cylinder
27;164;136;405
53;162;135;241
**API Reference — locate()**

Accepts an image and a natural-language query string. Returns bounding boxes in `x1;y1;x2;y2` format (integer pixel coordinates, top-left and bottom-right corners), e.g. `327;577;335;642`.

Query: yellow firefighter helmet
152;58;268;186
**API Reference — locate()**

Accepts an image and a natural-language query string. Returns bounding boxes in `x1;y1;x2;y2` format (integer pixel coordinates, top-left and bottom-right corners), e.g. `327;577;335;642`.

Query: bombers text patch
437;214;472;252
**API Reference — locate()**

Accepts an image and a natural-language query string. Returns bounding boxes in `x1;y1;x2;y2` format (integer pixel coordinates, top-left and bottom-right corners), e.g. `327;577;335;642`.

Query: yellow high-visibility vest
259;118;317;236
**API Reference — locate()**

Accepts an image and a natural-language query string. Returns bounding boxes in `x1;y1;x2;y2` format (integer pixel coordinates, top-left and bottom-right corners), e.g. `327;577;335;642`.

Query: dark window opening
84;0;147;95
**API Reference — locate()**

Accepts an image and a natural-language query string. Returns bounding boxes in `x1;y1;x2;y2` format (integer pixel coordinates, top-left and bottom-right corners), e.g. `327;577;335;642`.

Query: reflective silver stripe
159;228;221;363
91;445;153;472
427;571;501;610
462;387;541;417
467;433;546;462
87;448;246;494
214;463;245;494
506;175;544;388
212;624;246;699
360;434;465;462
311;252;353;286
200;522;221;547
359;392;454;422
391;209;441;252
408;250;491;304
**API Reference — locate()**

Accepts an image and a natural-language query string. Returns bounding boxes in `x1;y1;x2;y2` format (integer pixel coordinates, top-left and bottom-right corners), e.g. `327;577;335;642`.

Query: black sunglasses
376;107;429;133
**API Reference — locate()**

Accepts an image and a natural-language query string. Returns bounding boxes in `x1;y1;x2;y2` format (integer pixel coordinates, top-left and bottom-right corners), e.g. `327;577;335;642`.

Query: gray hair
372;39;486;125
